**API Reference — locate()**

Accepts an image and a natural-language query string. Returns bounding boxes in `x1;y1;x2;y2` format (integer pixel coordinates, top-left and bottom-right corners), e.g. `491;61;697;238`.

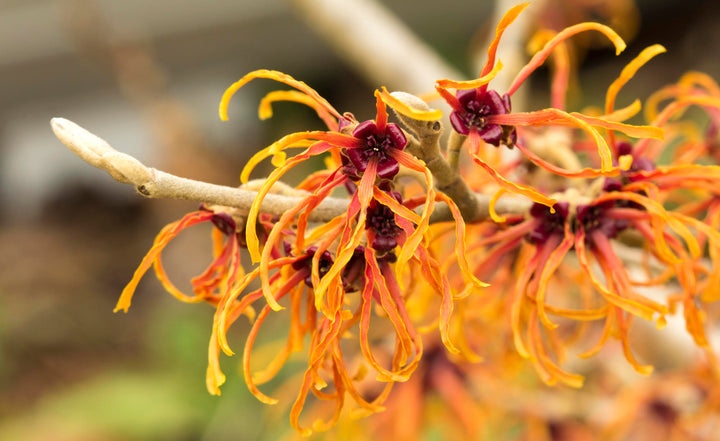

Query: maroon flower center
342;246;397;292
210;212;237;236
367;134;393;158
576;202;629;239
462;99;491;128
616;141;656;176
345;120;406;180
365;194;403;252
527;201;569;244
200;204;238;236
527;198;631;246
449;89;514;146
290;246;334;288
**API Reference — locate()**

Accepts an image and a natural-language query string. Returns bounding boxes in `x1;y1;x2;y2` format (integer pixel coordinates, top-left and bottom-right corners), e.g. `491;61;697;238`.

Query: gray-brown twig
50;117;348;221
51;117;532;224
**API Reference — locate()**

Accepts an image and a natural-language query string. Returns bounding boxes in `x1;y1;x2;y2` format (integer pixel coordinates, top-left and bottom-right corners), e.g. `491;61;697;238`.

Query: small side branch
391;92;492;221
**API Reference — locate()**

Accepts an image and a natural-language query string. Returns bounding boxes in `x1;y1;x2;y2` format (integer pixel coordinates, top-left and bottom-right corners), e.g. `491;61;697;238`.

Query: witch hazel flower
47;0;720;437
115;205;247;313
365;194;403;253
345;119;407;180
593;80;720;356
205;208;464;434
448;88;516;147
495;172;720;385
199;68;490;433
443;165;719;386
416;3;665;212
509;44;667;184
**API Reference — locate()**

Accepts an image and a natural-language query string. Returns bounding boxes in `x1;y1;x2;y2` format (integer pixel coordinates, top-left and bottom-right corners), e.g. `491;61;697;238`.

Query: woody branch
50;117;531;222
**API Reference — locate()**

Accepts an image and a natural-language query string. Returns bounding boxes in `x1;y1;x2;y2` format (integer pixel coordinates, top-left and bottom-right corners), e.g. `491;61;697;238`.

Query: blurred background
1;0;719;440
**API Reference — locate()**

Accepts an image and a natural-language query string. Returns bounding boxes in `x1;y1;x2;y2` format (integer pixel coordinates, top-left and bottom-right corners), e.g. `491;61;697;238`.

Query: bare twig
50;118;348;221
51;117;533;223
447;131;466;172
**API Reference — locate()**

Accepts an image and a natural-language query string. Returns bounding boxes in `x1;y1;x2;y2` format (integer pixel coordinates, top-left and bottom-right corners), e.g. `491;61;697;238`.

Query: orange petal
240;131;356;184
511;248;538;358
435;60;504;91
616;311;654;375
572;113;664;141
242;306;280;405
480;2;530;77
508;22;626;96
605;44;666;115
515;141;620;178
314;161;376;304
529;29;570;110
602;99;641;122
678;71;720;95
434;191;489;289
219;69;342;121
575;229;662;320
115;211;213;312
245;140;341;262
362;250;418;380
469;132;557;208
374;90;388;131
206;328;226;395
153;254;205;303
377;87;443;121
391;150;435;285
372;187;422;224
528;311;585;387
596;191;701;260
544;304;607;321
488;109;614;171
258;89;339;131
578;312;614;358
488;188;508;223
535;224;574;329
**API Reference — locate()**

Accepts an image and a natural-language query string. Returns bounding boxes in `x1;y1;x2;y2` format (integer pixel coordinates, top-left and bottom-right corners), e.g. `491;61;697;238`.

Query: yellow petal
509;22;626;96
480;2;530;76
377;87;443;121
605;44;666;115
436;61;504;90
219;69;341;121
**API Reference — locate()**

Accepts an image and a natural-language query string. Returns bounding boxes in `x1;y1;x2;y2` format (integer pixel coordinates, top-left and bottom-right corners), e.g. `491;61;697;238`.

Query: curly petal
219;69;342;121
508;22;626;96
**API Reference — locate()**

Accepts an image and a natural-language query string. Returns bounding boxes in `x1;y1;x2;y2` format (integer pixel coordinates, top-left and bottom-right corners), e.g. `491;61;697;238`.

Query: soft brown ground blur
1;0;719;440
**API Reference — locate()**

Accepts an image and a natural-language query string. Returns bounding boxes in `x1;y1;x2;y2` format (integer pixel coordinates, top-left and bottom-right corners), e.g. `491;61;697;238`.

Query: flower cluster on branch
57;2;720;437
